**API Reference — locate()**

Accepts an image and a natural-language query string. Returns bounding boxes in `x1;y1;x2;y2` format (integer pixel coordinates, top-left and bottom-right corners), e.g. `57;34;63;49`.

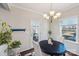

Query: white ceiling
11;3;79;14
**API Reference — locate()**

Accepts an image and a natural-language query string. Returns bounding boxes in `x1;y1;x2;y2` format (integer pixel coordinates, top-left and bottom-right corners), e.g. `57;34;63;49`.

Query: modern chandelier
43;3;61;23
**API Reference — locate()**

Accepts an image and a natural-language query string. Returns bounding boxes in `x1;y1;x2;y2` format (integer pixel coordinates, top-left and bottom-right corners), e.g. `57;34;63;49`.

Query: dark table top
39;40;66;54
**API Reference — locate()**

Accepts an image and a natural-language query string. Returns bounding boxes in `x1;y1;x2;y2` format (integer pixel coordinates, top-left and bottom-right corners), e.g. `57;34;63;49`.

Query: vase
7;49;15;56
0;44;8;56
7;48;20;56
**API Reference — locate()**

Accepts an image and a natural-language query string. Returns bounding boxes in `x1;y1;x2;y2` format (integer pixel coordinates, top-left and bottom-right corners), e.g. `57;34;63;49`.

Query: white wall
51;18;61;42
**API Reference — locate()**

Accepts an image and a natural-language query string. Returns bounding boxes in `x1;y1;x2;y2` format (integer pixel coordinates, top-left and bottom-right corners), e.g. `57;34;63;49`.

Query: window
60;17;77;42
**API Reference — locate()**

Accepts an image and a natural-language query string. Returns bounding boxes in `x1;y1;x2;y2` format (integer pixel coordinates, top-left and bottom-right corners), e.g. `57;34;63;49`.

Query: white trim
9;4;43;16
8;4;79;17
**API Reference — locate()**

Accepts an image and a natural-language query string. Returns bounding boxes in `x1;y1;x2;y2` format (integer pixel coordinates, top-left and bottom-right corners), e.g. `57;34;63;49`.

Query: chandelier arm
51;17;52;23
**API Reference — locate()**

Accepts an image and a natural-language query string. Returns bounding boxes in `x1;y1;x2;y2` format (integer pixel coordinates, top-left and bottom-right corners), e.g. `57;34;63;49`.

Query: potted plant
0;21;21;56
0;22;12;56
8;40;21;56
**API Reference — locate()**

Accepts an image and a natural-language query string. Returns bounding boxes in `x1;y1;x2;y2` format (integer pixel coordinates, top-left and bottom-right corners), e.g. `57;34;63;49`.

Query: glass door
31;20;40;43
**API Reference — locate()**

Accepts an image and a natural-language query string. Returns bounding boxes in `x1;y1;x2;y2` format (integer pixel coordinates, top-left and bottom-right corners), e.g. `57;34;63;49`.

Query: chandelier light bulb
53;15;58;19
56;12;61;17
43;14;48;18
46;16;49;19
49;11;55;16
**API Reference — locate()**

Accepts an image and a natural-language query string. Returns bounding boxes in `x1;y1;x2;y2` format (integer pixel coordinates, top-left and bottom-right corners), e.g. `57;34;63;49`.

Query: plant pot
7;49;15;56
0;44;8;56
7;48;20;56
13;48;20;56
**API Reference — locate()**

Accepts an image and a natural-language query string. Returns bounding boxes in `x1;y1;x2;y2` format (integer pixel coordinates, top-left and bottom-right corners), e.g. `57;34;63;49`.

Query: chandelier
43;4;61;23
43;4;62;44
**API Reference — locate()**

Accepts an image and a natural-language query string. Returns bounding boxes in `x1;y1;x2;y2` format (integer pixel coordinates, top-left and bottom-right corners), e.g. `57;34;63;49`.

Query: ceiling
10;3;79;14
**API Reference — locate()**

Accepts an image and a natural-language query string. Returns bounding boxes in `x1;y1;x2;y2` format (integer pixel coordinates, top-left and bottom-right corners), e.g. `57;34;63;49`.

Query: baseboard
66;50;78;56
